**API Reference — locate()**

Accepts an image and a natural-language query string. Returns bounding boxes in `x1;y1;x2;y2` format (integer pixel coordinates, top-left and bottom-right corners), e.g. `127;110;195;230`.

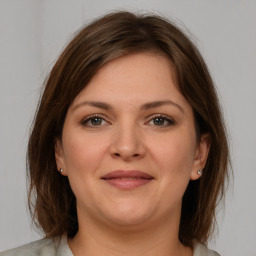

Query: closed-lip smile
101;170;154;190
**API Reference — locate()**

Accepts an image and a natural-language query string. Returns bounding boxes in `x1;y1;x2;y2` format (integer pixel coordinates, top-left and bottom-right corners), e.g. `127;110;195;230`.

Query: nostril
112;152;140;158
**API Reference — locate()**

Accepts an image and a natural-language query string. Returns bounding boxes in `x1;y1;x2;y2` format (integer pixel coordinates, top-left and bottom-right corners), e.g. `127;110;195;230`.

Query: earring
59;168;63;173
197;169;202;175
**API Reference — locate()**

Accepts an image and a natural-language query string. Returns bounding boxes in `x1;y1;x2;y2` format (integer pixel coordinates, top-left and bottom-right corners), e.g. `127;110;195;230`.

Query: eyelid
145;114;175;125
81;113;110;126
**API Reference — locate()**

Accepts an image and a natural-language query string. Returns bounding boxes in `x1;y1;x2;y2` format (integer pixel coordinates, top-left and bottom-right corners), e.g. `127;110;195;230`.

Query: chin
100;202;154;227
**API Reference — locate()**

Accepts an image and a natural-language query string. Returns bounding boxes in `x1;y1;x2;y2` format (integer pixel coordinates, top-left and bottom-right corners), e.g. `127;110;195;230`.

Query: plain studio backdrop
0;1;255;255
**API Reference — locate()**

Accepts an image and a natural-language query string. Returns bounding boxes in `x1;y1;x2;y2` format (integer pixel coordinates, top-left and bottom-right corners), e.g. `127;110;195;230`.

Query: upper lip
101;170;154;179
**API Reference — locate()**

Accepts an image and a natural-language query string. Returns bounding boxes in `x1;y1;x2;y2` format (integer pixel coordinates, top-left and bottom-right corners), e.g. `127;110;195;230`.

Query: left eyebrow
71;101;112;112
140;100;184;113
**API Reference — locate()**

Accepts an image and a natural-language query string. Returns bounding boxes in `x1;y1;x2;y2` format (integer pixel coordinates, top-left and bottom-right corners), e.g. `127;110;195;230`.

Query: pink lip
101;170;154;190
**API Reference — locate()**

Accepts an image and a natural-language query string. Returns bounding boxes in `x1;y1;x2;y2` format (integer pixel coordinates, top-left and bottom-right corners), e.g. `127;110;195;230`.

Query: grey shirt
0;235;220;256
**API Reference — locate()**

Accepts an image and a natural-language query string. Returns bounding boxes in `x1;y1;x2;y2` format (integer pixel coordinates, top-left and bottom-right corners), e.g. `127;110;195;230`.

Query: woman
0;11;229;256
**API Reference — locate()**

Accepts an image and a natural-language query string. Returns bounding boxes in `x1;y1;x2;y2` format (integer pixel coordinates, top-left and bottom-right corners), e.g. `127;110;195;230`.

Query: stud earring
59;168;63;173
197;169;202;175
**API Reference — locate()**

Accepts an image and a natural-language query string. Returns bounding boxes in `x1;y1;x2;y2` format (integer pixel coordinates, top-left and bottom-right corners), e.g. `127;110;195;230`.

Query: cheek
149;132;196;201
62;131;108;173
157;137;196;197
151;133;196;174
62;132;109;203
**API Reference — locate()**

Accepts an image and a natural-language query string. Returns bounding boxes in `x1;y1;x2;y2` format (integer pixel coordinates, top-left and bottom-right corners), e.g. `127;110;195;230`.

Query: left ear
55;138;68;176
190;133;211;180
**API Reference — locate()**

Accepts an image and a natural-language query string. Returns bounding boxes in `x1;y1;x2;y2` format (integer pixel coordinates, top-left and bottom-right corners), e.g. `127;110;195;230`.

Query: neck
68;208;192;256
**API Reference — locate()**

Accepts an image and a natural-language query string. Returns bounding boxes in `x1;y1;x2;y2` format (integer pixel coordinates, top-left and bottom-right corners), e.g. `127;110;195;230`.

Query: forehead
72;52;187;106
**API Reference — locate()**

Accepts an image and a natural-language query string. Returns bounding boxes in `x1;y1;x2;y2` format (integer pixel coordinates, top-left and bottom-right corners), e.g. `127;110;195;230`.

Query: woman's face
55;52;210;228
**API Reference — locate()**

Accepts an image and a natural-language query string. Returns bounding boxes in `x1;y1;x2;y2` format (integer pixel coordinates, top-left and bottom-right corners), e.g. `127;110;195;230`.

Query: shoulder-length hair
27;11;230;247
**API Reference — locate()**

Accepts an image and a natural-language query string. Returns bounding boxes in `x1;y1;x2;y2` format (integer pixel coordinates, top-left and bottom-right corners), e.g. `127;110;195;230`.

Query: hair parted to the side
27;11;230;247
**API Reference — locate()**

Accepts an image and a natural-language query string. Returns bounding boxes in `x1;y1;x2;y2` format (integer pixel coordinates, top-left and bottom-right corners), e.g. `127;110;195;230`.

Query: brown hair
27;11;230;247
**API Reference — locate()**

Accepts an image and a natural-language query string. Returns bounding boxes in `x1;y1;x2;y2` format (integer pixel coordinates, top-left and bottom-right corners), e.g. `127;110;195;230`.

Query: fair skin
55;52;210;256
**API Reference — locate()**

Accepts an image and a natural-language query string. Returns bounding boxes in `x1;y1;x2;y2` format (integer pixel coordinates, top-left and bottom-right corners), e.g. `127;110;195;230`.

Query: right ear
55;138;67;176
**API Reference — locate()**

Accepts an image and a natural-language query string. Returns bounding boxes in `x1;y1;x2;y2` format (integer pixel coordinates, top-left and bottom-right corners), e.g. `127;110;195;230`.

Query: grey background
0;1;256;255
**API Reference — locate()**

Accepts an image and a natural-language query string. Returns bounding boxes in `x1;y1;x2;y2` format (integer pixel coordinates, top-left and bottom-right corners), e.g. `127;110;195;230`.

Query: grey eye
90;117;103;126
153;117;166;125
82;116;107;127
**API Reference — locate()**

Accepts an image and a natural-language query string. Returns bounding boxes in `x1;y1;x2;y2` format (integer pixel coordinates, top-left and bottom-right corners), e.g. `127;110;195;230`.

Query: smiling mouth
101;170;154;190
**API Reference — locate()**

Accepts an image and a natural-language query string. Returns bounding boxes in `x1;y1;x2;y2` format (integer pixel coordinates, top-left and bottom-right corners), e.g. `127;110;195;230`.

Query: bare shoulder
193;243;221;256
0;237;59;256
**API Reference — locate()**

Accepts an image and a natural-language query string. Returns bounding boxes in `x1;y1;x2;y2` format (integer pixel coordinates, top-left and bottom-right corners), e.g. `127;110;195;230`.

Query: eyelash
146;114;175;127
81;114;108;127
81;114;175;128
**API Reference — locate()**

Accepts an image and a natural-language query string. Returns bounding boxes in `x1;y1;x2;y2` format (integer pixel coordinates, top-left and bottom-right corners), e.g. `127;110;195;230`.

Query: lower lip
102;178;152;190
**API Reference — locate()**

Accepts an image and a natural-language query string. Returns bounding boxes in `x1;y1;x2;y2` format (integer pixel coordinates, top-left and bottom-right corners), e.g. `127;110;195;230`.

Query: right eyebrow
140;100;184;113
71;101;112;112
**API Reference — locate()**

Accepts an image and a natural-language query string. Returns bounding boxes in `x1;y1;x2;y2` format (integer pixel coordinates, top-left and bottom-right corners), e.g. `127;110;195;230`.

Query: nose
109;122;146;161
